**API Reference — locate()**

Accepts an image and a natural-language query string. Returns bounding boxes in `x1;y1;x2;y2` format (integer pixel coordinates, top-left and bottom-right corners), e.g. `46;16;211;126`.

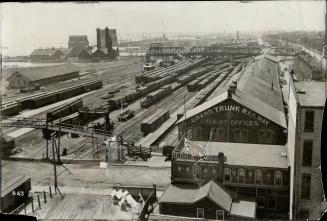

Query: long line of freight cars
0;80;103;117
107;58;209;111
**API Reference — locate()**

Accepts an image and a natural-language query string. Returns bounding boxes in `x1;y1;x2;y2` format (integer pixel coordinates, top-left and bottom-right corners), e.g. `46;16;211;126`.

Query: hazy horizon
1;1;325;56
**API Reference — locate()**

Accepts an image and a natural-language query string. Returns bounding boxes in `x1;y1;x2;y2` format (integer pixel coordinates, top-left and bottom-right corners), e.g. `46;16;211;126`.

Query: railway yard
1;37;317;220
1;56;249;162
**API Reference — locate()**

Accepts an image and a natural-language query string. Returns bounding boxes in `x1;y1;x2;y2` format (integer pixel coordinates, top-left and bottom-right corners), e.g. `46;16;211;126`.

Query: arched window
255;169;263;184
224;168;231;182
274;171;283;185
239;168;245;183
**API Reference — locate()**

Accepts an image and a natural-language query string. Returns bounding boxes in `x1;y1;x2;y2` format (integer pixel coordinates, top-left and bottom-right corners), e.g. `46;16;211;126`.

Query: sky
0;1;326;56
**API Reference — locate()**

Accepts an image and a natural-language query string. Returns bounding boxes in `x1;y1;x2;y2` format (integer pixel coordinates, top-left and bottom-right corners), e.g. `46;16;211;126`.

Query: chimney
96;28;101;49
217;152;224;181
105;27;113;55
227;88;233;98
229;83;236;95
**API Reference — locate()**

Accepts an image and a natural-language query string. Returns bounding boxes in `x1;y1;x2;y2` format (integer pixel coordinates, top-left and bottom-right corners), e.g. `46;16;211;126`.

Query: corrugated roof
159;181;232;211
181;141;288;168
31;49;61;56
176;55;286;128
7;63;79;82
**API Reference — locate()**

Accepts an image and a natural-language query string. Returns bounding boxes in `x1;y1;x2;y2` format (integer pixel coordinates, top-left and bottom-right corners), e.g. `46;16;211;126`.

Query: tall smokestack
105;27;113;54
96;28;101;48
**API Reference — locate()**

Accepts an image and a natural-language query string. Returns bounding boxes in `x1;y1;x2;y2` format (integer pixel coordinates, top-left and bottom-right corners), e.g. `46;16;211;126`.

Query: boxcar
29;92;58;109
141;109;169;135
0;102;21;116
46;99;83;122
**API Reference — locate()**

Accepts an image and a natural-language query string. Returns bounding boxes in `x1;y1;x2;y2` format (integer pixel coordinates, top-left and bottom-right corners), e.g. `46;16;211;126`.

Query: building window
302;140;313;167
216;210;224;220
274;171;283;185
268;197;276;209
177;166;182;172
241;129;248;142
224;168;231;182
257;196;265;208
197;208;204;218
265;130;273;144
234;129;241;142
217;128;226;142
239;168;245;183
304;111;314;132
301;174;311;200
258;130;265;143
255;169;263;184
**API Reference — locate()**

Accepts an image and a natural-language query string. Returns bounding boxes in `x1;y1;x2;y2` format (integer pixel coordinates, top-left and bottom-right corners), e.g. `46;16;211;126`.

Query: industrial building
30;48;63;62
68;35;89;49
287;78;326;220
160;55;290;219
6;63;79;89
96;28;118;48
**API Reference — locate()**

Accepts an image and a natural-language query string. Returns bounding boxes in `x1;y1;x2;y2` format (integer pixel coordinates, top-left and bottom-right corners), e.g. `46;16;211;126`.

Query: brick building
287;78;326;220
68;35;89;49
159;55;290;219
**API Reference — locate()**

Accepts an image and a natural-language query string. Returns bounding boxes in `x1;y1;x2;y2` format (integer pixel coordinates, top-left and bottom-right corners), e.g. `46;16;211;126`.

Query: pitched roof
7;63;79;82
230;200;256;218
31;49;62;56
59;48;73;55
159;181;233;211
180;141;288;168
68;35;88;42
176;55;286;128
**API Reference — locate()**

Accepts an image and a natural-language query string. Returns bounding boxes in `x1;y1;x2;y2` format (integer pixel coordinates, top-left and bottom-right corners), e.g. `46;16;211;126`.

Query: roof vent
296;89;306;94
280;152;287;158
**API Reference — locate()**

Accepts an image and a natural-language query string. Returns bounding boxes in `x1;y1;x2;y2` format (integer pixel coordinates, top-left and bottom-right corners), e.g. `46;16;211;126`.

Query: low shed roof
6;63;79;82
159;181;232;211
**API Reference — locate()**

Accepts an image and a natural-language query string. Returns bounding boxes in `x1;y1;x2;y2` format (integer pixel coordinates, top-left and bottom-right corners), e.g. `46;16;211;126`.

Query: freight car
16;80;102;110
46;99;83;122
140;85;172;108
107;90;139;110
1;176;31;213
0;101;21;116
117;109;135;122
141;109;169;136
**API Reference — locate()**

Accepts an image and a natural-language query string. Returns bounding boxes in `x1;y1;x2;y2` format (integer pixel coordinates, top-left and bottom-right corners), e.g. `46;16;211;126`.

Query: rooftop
159;181;233;211
31;48;62;56
7;63;79;82
180;141;288;168
295;81;326;107
176;55;286;128
230;200;256;218
1;176;30;197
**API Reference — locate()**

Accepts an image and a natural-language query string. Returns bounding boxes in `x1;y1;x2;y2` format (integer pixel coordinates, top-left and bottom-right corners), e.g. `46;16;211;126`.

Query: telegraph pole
51;135;58;191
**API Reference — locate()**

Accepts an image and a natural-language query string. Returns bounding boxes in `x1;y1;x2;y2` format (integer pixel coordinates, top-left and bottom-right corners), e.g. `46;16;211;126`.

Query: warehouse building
6;63;79;89
159;55;290;219
287;78;326;220
30;48;63;62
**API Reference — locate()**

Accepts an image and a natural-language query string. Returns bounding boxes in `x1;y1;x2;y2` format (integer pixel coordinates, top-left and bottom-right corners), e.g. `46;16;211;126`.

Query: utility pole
51;135;58;191
57;112;61;163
